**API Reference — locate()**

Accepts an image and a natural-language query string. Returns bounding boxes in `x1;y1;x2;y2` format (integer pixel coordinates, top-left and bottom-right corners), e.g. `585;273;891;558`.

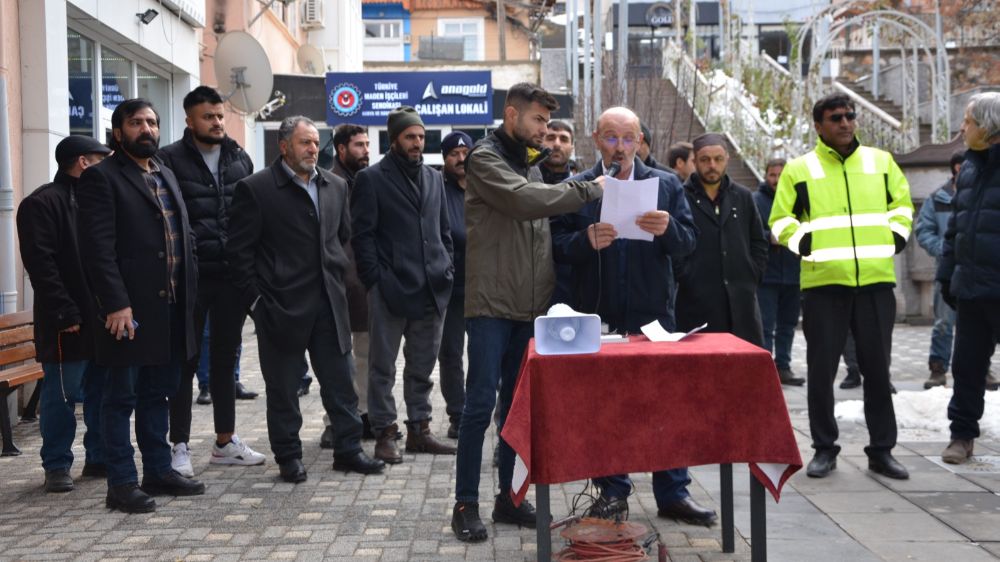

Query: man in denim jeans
17;135;112;493
451;83;604;542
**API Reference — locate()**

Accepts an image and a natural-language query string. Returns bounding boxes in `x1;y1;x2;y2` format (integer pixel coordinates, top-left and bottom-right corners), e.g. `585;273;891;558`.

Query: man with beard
77;99;205;512
438;131;472;438
668;142;696;183
770;94;913;480
158;86;265;478
227;116;384;482
540;120;576;184
451;83;604;542
674;133;768;346
320;124;375;447
351;106;456;465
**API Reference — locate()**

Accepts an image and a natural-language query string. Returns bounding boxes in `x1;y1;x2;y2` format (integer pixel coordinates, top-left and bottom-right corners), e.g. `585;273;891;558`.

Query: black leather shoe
452;501;488;542
106;483;156;513
81;463;107;478
586;494;629;520
320;425;335;449
839;371;861;389
778;368;805;386
868;451;909;480
141;470;206;496
44;469;74;493
333;451;385;475
196;387;212;405
492;493;537;528
279;459;307;483
806;451;838;478
657;497;717;526
234;382;258;400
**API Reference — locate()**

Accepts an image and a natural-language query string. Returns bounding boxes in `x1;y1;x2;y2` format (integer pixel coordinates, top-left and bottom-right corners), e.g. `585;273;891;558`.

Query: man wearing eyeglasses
769;93;914;480
552;106;709;526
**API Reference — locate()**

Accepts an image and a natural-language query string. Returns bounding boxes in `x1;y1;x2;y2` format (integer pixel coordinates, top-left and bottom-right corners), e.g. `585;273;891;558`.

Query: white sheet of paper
599;176;660;242
640;321;708;342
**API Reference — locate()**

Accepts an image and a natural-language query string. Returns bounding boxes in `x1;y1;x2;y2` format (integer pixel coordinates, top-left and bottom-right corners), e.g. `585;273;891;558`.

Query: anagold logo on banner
329;82;363;117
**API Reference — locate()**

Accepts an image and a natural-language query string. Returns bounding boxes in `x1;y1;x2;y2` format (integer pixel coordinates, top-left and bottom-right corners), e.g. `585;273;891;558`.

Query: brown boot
405;420;457;455
924;360;947;389
374;423;403;464
942;438;974;464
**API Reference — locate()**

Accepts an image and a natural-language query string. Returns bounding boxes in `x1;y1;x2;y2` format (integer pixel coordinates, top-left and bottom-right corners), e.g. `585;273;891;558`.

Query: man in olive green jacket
451;83;603;542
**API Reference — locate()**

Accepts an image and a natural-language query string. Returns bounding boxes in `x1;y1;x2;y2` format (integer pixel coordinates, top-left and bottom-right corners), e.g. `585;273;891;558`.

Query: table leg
720;463;734;553
537;484;552;562
750;472;766;562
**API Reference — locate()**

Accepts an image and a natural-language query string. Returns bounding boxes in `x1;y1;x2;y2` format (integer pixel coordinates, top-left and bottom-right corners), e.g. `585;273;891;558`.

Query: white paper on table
640;321;708;342
599;176;660;241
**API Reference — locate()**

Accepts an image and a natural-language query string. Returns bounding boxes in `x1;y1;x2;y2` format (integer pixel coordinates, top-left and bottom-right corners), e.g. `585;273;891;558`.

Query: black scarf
388;147;423;188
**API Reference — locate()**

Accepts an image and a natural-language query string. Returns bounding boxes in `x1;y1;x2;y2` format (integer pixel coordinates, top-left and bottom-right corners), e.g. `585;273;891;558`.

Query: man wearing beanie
438;131;472;439
452;83;603;542
351;106;457;465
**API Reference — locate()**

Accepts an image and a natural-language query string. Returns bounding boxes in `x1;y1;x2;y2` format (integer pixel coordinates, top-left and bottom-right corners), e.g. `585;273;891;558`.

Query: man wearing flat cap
674;133;768;345
351;106;456;464
437;131;472;439
17;135;112;494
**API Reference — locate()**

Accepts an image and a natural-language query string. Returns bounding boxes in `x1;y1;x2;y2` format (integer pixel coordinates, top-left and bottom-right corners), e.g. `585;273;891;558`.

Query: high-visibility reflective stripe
771;216;798;240
887;206;914;220
808;213;891;231
805;152;825;180
889;222;911;239
860;147;876;175
787;224;809;255
802;244;896;263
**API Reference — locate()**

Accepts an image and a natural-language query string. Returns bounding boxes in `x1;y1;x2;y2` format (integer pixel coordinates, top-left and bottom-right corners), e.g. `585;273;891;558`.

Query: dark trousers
39;360;106;471
437;293;467;423
169;277;243;443
757;283;800;370
802;288;897;455
102;358;181;487
256;303;362;463
455;317;532;503
593;469;692;507
948;299;1000;439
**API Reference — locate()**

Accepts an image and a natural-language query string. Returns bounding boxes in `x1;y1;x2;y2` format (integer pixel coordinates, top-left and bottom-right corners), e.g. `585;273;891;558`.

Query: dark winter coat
674;173;769;345
552;158;698;333
16;171;97;363
226;158;353;353
329;156;368;332
76;151;199;366
938;144;1000;299
753;181;801;286
157;129;253;279
443;174;467;297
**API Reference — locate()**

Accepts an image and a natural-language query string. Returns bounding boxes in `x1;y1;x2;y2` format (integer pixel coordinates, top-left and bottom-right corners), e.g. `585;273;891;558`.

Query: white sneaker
171;443;194;477
210;435;266;466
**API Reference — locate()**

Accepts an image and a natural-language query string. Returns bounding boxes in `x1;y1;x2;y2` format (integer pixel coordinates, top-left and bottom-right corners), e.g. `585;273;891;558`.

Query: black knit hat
387;106;425;142
640;124;653;149
441;131;473;156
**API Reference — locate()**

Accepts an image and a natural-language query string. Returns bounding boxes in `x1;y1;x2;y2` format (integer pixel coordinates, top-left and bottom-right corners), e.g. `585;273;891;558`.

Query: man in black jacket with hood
17;135;112;493
158;86;265;477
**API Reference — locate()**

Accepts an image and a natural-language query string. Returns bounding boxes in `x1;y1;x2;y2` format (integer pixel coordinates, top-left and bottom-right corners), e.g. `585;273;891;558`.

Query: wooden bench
0;311;44;457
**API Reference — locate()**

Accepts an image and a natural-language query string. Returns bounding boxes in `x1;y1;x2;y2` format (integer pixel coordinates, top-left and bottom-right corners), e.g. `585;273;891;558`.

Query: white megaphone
534;303;602;355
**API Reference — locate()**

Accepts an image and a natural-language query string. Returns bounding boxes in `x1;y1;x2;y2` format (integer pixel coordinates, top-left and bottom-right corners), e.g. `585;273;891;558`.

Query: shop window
68;30;95;137
138;65;170;128
101;47;131;111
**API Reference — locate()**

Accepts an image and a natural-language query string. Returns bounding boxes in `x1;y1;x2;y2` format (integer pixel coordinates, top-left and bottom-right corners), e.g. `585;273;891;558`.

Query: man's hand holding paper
636;210;670;236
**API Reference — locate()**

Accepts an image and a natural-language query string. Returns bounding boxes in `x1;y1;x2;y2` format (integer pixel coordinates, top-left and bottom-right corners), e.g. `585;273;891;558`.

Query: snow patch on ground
834;386;1000;439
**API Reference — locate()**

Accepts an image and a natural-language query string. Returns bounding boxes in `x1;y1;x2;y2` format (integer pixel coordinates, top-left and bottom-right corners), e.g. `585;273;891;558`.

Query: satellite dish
297;44;326;76
214;31;274;114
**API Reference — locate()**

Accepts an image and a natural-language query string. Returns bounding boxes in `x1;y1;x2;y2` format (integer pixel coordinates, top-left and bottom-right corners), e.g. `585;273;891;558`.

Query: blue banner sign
325;71;493;126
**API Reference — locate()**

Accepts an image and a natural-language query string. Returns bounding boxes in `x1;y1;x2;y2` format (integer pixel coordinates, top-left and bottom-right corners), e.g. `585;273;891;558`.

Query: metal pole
593;0;603;118
0;77;17;314
674;0;682;45
571;0;579;100
720;463;734;553
872;21;880;100
750;473;767;562
617;0;628;104
537;484;552;561
498;0;507;61
688;0;696;60
583;0;591;134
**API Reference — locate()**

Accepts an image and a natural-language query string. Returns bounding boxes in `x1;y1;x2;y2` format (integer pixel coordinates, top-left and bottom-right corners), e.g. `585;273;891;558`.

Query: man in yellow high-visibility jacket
770;93;914;481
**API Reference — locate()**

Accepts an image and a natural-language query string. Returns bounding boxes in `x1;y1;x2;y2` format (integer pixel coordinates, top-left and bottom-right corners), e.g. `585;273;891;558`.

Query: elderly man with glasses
769;93;914;480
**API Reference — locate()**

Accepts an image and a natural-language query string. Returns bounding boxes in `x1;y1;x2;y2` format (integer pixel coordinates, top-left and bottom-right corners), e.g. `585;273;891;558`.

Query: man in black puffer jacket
938;92;1000;466
158;86;264;476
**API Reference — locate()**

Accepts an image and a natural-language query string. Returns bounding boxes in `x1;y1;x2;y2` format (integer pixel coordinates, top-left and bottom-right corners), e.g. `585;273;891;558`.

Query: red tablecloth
501;333;802;506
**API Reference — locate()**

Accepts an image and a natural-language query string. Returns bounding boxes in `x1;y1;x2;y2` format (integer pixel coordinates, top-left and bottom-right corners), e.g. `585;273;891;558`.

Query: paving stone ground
2;322;999;561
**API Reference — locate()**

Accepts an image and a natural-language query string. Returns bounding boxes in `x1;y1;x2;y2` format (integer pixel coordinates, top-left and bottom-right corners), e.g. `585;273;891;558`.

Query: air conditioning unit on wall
301;0;324;30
